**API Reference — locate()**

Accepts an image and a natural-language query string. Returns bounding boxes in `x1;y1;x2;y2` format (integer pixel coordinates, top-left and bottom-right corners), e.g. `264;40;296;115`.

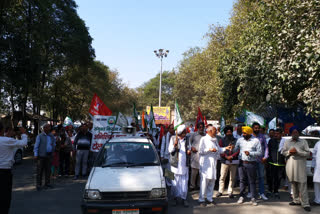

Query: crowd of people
158;122;320;212
1;119;320;213
33;122;95;191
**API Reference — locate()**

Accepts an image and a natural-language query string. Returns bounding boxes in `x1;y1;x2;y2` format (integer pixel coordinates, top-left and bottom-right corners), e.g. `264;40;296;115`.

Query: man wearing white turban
168;124;191;207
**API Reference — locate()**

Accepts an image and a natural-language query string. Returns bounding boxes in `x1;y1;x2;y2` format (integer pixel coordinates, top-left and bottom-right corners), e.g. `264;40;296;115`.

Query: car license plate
112;209;139;214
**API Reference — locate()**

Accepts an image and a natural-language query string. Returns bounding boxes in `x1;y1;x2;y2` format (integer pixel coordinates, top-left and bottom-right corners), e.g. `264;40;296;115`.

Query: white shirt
168;136;189;175
0;134;28;169
312;141;320;183
199;134;226;179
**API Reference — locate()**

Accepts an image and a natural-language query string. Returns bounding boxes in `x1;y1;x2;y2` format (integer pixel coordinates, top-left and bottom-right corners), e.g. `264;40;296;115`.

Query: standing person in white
198;125;231;207
160;124;175;187
168;124;191;207
0;123;27;214
312;140;320;205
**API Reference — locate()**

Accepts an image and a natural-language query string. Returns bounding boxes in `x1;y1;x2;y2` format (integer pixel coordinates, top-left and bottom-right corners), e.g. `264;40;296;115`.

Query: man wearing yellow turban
242;126;253;135
232;125;262;206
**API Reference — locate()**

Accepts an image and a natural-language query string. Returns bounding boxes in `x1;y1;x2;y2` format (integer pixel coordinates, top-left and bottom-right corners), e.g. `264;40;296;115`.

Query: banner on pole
91;115;127;152
146;106;171;125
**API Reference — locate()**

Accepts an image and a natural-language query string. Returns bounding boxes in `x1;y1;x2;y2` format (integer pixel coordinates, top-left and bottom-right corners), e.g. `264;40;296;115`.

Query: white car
82;136;168;214
282;136;320;177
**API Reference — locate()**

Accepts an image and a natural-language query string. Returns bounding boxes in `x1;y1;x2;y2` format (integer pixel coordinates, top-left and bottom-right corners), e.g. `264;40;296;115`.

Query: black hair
197;122;205;129
275;128;283;133
252;122;260;128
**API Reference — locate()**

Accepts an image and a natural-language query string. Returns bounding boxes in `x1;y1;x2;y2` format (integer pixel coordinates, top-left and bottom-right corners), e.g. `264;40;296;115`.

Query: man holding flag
168;100;191;207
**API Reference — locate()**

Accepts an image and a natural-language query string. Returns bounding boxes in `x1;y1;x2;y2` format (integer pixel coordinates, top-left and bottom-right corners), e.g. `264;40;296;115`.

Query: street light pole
154;49;169;107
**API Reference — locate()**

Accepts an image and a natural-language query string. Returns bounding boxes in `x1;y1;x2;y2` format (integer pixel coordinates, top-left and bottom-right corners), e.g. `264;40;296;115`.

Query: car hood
87;166;164;192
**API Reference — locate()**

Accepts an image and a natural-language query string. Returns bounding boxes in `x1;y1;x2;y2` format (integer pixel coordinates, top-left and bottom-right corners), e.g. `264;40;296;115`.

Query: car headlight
85;189;101;200
150;188;166;198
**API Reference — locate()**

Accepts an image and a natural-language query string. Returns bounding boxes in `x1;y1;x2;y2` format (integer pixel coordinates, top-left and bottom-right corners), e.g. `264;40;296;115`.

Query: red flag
204;116;208;126
89;93;112;116
194;107;204;132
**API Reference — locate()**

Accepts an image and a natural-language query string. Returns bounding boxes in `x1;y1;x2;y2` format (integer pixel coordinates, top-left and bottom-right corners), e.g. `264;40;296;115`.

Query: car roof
108;136;151;143
282;136;320;140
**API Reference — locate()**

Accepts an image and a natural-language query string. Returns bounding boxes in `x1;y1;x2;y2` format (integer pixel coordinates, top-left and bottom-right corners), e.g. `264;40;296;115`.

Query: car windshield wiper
101;162;132;167
126;162;159;167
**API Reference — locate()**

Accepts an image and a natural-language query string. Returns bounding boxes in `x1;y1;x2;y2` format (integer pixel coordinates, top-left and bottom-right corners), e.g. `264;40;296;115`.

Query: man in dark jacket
73;123;92;180
34;124;56;190
267;128;285;198
216;125;239;198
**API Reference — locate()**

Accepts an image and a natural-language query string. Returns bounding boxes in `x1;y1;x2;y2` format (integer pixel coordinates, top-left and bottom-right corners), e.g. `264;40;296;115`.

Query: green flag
174;100;184;130
220;116;225;136
115;112;128;127
133;103;139;125
149;104;157;130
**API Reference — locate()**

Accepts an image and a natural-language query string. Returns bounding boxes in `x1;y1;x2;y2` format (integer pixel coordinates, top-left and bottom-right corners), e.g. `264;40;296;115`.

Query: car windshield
96;142;160;167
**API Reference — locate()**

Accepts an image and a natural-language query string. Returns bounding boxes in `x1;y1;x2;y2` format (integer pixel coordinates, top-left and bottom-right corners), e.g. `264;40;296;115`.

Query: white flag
245;110;265;127
115;112;128;127
268;117;277;133
174;100;184;130
63;116;73;127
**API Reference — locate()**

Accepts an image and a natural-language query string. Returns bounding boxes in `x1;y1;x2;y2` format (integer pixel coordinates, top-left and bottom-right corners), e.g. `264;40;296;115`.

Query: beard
244;135;251;140
253;130;259;135
292;135;299;140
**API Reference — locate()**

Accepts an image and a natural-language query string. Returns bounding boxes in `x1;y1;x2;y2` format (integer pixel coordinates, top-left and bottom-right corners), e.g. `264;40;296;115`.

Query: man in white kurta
282;126;311;212
312;140;320;205
198;126;228;205
168;124;191;207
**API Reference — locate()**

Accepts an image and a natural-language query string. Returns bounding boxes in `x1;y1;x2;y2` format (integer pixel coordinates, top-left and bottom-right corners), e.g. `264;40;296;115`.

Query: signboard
146;106;171;125
91;115;127;152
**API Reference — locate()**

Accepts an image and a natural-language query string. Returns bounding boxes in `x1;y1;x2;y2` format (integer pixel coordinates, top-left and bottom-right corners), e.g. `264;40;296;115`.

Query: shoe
183;200;189;208
289;202;301;206
73;176;78;180
216;192;222;197
304;207;311;212
172;199;177;207
251;198;258;206
199;202;206;207
228;194;234;199
260;193;268;201
246;192;252;198
36;186;41;191
206;200;216;205
64;174;69;178
45;184;53;189
189;187;195;192
274;193;280;199
311;202;320;206
237;196;244;204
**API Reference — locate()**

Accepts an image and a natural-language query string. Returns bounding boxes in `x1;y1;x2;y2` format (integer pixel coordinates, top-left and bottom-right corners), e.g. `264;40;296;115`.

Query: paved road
10;156;320;214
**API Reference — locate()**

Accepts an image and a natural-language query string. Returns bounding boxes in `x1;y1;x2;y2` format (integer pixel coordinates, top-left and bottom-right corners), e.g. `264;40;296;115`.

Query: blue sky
75;0;235;88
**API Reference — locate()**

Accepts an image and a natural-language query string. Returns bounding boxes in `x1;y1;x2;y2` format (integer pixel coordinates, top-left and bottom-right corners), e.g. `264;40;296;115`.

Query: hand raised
244;151;250;156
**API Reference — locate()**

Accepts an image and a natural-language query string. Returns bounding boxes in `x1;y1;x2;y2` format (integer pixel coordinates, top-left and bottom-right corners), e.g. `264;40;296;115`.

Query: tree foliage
0;0;136;127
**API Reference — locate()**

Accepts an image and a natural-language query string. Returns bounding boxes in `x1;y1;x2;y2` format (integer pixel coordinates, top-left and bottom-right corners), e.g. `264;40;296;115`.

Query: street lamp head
166;50;169;53
154;50;157;53
159;49;164;53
